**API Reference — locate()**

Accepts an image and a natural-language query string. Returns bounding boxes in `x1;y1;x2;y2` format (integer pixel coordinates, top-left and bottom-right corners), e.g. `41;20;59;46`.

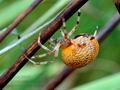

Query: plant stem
0;0;43;42
114;0;120;13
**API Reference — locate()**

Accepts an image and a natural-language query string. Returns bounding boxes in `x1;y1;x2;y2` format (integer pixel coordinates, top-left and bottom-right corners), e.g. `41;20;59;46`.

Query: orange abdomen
61;37;99;68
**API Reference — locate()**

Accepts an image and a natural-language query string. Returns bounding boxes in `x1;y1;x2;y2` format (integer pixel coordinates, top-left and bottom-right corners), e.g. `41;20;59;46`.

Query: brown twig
44;67;75;90
44;14;120;90
114;0;120;13
0;0;43;42
97;13;120;43
0;0;88;89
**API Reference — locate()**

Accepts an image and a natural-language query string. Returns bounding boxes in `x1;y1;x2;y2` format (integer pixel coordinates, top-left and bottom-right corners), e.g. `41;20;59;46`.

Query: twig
114;0;120;13
0;0;43;42
44;67;75;90
97;13;120;43
44;14;120;90
0;0;88;89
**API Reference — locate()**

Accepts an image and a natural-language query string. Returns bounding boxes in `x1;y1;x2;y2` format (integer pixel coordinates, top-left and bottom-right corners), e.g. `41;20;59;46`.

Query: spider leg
62;18;67;34
60;22;68;42
53;42;61;57
25;37;61;65
24;32;61;65
48;38;58;48
24;54;55;65
38;33;52;52
36;41;61;58
60;18;69;39
38;33;61;55
60;29;65;38
93;26;98;37
68;9;81;37
31;53;48;59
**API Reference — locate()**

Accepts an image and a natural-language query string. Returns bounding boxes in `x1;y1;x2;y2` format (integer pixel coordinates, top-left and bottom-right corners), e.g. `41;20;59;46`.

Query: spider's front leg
61;10;87;49
60;9;81;40
68;9;81;37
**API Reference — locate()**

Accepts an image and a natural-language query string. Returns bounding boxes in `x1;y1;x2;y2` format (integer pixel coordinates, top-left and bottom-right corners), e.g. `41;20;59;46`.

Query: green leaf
73;73;120;90
0;0;33;29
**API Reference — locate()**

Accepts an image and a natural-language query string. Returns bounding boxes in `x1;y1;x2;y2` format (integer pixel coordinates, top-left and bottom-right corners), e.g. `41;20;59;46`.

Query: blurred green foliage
73;72;120;90
0;0;120;90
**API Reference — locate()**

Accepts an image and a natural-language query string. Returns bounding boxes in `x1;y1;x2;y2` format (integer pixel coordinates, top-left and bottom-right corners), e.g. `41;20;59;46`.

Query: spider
26;10;99;68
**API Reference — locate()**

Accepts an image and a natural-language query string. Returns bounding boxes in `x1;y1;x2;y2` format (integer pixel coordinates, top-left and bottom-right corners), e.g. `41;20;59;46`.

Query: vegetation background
0;0;120;90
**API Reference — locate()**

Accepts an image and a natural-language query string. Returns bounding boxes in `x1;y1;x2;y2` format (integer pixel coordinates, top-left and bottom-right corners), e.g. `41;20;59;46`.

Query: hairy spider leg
62;18;67;34
24;54;54;65
48;38;58;49
93;26;98;37
27;33;61;65
68;9;81;37
37;32;61;57
38;33;52;52
60;18;68;39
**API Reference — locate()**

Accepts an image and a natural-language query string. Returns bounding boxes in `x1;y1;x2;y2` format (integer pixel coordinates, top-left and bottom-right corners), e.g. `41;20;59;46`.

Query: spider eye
74;33;89;38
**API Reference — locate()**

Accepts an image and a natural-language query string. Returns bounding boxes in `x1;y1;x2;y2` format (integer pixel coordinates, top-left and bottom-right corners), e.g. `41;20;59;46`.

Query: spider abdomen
61;36;99;68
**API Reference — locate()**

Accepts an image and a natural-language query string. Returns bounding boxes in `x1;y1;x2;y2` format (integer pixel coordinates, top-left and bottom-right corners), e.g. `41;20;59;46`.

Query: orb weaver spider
26;10;99;68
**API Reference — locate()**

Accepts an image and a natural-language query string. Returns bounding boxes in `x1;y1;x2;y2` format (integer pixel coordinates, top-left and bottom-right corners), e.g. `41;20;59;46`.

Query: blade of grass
0;0;33;29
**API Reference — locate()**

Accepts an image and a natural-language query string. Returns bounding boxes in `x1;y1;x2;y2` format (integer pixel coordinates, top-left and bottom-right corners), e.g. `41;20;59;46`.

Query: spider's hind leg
48;38;58;49
24;42;61;65
38;33;61;56
93;26;98;37
24;53;54;65
38;33;52;52
25;33;61;65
